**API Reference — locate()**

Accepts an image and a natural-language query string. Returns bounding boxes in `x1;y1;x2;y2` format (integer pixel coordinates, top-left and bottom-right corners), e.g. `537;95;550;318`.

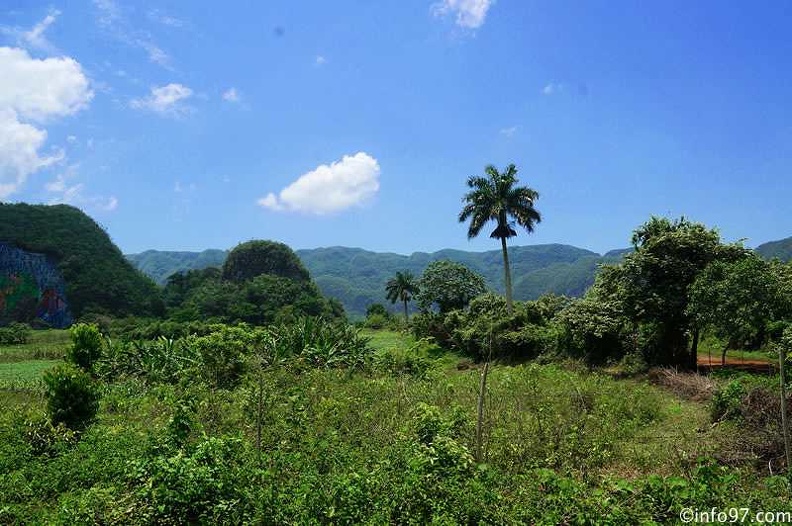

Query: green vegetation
416;260;487;313
126;249;227;285
43;363;101;431
756;235;792;262
385;270;419;323
128;244;623;318
162;241;343;325
0;322;31;345
459;163;541;311
0;203;162;319
0;324;788;523
2;192;792;522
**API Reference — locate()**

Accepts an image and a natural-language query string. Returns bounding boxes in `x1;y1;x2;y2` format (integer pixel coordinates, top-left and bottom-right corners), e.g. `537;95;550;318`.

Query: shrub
0;322;31;344
711;379;747;422
66;323;103;372
42;363;101;431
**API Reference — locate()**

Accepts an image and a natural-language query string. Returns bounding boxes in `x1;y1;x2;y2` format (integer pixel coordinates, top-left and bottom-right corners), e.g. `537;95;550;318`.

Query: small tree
67;323;103;372
43;363;100;431
385;271;419;323
416;260;487;314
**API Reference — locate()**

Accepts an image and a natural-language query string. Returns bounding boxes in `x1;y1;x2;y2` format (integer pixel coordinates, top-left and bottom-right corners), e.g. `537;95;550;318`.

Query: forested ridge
0;203;162;319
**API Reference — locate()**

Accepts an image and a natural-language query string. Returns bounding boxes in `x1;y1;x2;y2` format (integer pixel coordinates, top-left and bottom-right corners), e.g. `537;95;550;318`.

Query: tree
385;271;419;323
688;255;789;364
459;164;541;312
416;260;487;314
614;216;746;369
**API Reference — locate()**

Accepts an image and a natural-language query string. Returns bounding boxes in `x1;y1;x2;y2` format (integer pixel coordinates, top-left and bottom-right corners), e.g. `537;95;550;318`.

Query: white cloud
23;10;60;51
131;83;193;116
259;152;380;214
2;9;61;53
0;109;63;198
315;55;327;66
432;0;494;29
542;82;563;95
147;9;186;28
222;87;240;102
0;47;92;197
92;0;172;69
0;47;93;121
499;125;518;137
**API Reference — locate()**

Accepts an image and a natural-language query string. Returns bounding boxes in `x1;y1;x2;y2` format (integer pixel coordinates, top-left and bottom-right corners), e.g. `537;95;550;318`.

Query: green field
0;329;70;363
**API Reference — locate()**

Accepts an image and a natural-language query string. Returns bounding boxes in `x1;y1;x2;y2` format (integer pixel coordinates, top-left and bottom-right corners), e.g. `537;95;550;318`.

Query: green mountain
127;244;625;318
127;249;228;285
756;236;792;262
0;203;162;321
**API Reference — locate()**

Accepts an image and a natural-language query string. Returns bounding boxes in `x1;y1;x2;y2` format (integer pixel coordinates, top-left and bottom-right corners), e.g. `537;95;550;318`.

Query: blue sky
1;1;791;255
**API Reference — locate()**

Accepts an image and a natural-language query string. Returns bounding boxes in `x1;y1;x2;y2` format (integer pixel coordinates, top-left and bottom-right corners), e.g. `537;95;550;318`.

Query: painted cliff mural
0;242;72;328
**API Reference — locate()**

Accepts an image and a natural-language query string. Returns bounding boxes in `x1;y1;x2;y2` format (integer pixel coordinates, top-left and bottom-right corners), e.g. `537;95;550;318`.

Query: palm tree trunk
403;298;409;324
501;236;513;313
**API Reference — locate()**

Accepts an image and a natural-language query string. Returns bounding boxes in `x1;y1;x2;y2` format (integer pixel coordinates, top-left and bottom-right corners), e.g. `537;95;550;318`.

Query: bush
42;363;101;431
66;323;103;372
0;322;31;344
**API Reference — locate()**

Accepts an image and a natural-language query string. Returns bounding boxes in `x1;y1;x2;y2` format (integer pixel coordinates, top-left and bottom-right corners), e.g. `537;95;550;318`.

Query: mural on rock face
0;242;72;328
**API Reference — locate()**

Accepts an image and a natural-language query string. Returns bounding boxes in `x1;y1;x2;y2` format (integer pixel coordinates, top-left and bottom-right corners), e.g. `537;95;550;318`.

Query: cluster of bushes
412;293;567;362
97;318;375;388
0;322;31;345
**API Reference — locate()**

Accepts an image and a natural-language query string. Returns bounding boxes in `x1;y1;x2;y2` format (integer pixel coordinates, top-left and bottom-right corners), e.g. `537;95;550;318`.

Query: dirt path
697;355;776;374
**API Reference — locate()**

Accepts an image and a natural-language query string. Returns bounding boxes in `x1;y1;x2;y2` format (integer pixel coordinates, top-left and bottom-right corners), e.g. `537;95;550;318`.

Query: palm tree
385;271;419;323
459;164;541;312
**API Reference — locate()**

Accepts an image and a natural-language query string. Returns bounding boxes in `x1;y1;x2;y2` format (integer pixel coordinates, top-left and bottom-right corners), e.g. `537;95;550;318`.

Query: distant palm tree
385;271;419;323
459;164;541;312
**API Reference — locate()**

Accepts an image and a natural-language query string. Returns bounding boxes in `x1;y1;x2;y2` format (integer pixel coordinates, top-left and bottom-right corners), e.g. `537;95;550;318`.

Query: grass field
0;329;69;363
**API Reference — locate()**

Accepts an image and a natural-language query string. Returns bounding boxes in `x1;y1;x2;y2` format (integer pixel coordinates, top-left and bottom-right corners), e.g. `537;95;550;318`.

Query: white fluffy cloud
258;152;380;214
0;47;93;122
131;83;192;115
432;0;494;29
0;47;92;197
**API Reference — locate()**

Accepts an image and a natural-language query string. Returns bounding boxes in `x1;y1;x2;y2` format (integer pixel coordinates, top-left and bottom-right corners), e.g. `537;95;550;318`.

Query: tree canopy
416;260;487;314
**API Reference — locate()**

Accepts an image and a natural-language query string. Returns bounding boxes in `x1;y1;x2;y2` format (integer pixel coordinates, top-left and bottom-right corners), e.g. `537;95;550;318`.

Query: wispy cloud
92;0;173;69
315;55;327;66
222;87;240;103
499;125;519;137
1;9;61;53
258;152;381;214
45;164;118;212
131;83;193;116
432;0;494;29
147;9;186;29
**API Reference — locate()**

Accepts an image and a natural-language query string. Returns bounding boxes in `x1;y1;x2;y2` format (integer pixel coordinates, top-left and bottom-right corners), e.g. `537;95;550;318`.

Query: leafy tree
416;260;487;314
385;271;419;323
688;255;790;363
222;240;309;283
613;216;746;368
459;164;541;312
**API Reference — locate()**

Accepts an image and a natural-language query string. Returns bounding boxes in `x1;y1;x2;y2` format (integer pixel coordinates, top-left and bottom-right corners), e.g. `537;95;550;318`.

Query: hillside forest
1;166;791;524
